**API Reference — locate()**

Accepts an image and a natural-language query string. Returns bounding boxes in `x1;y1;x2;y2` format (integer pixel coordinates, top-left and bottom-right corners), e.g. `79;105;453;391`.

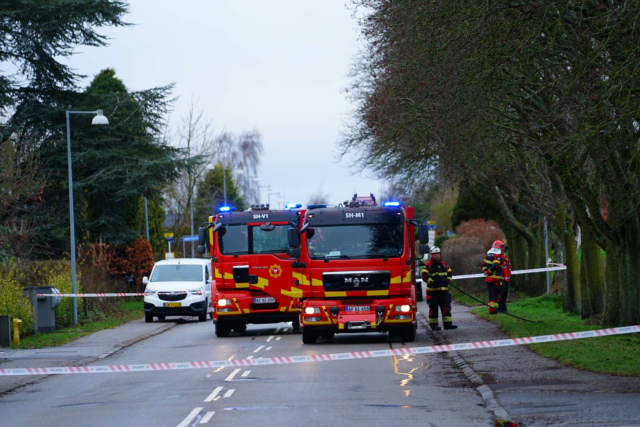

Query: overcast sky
66;0;384;207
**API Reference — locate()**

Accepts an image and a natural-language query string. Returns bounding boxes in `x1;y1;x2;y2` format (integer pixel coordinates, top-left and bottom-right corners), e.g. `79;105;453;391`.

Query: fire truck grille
322;271;392;292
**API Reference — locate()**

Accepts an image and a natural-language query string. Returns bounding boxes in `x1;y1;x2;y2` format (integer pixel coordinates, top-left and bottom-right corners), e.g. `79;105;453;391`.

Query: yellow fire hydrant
12;318;22;346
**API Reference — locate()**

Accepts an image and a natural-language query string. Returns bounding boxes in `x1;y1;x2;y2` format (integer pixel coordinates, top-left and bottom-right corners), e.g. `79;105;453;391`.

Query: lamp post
268;192;281;207
258;184;271;204
66;109;109;326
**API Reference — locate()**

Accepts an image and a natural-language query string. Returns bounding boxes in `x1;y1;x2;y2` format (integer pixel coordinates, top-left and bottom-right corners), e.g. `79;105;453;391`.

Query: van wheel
215;320;231;337
233;323;247;333
302;328;317;344
145;314;153;323
198;312;207;322
401;324;416;342
157;315;166;321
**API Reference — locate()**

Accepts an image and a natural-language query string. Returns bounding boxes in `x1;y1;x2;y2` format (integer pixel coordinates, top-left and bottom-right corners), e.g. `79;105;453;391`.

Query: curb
418;312;513;423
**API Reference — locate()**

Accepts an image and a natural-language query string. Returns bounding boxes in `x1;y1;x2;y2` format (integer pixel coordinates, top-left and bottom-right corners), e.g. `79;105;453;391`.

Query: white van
142;259;213;323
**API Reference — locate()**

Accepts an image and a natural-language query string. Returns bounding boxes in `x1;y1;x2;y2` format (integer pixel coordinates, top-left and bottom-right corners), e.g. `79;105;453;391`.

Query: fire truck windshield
307;223;404;259
218;224;290;255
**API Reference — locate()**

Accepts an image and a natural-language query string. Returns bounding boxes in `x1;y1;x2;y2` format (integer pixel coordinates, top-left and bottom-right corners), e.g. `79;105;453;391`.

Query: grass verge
11;301;144;349
472;295;640;376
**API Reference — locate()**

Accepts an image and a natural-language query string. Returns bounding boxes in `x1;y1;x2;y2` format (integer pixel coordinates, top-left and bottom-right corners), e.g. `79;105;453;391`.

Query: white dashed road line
225;368;241;382
176;407;202;427
274;327;281;334
266;336;274;342
246;355;253;360
200;412;215;424
241;370;250;377
224;389;235;398
266;346;272;351
276;337;281;341
204;387;224;403
253;345;265;353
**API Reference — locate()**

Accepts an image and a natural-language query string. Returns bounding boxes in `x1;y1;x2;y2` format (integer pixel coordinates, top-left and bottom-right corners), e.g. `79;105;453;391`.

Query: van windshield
150;265;203;282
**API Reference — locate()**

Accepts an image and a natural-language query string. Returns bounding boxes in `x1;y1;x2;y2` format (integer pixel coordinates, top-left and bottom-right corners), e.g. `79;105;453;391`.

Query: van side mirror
198;227;207;246
288;227;300;248
142;276;149;285
418;224;429;244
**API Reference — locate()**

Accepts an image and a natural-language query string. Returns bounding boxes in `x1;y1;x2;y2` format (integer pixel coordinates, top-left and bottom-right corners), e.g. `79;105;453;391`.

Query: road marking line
266;336;274;342
276;337;281;341
225;369;241;382
204;387;223;402
176;407;202;427
283;328;289;332
266;347;272;351
274;327;280;334
246;356;253;360
200;412;215;424
206;374;211;378
224;389;235;398
241;370;250;377
253;345;265;353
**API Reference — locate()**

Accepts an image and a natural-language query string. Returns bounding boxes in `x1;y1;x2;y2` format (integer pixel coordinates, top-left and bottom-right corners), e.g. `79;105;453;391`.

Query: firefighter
422;246;458;330
482;240;511;314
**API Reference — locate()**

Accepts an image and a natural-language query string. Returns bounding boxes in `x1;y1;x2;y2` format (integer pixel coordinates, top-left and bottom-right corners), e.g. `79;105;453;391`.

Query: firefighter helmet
430;246;441;254
492;240;505;249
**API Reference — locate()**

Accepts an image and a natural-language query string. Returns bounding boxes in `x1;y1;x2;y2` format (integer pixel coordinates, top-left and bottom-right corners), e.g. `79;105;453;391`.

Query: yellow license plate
164;302;181;307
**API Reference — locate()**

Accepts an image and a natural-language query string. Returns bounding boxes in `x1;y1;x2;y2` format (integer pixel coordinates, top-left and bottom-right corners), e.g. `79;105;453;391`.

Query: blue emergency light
285;203;302;209
218;206;236;213
307;204;327;209
383;201;402;207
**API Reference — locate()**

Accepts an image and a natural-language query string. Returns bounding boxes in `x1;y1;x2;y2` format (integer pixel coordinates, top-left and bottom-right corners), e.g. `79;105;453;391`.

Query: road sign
427;220;437;225
165;252;175;259
164;232;174;238
180;235;199;243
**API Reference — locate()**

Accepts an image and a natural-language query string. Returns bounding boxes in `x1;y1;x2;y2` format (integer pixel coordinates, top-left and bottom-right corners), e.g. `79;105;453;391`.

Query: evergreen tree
194;166;245;224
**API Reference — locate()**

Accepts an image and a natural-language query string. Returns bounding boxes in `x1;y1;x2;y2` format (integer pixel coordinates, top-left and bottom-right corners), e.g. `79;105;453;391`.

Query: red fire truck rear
198;204;305;337
286;194;430;344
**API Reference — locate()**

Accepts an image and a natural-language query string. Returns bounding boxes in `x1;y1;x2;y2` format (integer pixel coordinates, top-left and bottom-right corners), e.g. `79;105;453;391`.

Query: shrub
442;236;486;291
434;235;449;248
0;263;35;335
455;219;506;251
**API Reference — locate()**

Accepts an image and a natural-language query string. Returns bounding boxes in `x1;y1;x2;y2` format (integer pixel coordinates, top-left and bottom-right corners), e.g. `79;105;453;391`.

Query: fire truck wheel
416;281;424;302
302;328;317;344
233;323;247;333
215;320;231;337
292;317;300;331
144;314;153;323
320;332;335;339
401;324;417;342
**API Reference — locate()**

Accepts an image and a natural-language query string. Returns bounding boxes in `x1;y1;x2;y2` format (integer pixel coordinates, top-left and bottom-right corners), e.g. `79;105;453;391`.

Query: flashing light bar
218;206;236;213
285;203;302;209
382;201;402;207
307;204;327;210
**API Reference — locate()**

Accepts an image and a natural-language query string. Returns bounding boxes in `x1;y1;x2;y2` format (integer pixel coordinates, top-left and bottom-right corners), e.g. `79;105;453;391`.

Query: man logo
344;276;368;287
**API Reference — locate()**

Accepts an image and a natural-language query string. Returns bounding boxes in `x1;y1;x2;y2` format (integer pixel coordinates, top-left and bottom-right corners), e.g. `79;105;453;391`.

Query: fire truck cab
289;194;428;344
198;204;304;337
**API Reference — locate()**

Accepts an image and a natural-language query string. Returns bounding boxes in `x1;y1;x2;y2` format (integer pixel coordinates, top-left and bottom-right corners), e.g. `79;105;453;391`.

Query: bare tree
307;188;329;206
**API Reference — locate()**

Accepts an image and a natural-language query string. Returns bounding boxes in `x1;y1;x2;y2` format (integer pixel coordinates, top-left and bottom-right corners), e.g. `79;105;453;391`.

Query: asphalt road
0;317;493;427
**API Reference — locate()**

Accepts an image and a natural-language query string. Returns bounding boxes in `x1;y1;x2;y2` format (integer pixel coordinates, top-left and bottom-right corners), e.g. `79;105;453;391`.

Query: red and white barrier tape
35;292;186;297
452;265;566;280
1;324;636;376
36;265;568;297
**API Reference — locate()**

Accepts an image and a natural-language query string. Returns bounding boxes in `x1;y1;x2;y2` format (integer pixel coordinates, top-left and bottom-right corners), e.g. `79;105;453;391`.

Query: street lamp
268;192;281;207
66;109;109;326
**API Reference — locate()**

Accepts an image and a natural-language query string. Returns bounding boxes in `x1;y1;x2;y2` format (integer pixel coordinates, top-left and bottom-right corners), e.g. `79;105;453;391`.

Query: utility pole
144;197;150;242
223;165;227;205
544;216;550;295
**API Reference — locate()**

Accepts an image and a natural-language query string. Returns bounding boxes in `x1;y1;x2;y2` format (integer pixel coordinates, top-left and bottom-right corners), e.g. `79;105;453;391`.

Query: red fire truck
198;204;305;337
287;194;430;344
